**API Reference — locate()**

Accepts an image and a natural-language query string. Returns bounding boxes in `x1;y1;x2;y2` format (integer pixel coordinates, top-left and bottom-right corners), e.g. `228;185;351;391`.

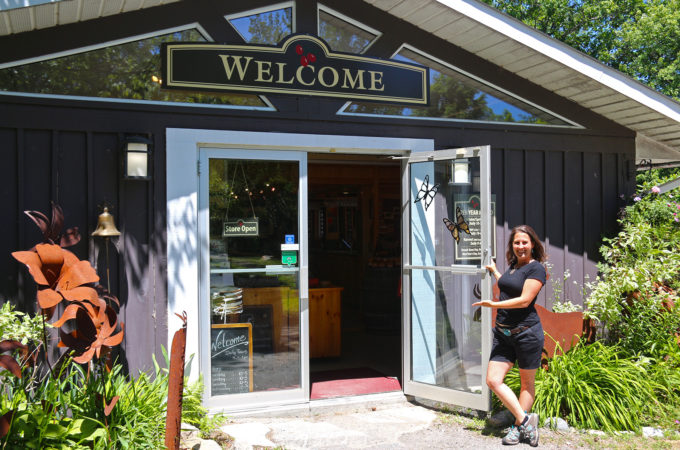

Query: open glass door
402;146;493;410
199;148;308;410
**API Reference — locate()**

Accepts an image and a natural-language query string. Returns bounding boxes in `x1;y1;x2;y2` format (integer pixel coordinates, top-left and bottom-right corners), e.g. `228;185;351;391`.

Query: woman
472;224;546;447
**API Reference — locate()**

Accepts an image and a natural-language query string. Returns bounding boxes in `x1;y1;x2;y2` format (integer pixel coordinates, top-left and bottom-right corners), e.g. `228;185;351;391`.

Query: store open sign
223;219;259;237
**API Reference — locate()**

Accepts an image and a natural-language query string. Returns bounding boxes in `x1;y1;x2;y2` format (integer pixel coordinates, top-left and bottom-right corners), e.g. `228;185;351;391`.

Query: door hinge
197;160;201;175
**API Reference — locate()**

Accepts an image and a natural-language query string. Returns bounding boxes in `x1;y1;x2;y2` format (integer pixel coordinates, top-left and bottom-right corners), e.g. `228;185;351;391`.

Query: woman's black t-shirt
495;260;546;328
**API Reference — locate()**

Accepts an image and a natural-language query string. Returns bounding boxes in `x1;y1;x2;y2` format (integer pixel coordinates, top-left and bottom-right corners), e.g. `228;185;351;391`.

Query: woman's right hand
485;260;497;275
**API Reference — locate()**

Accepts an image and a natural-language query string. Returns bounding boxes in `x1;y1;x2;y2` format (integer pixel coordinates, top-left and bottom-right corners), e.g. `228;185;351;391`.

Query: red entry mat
310;367;402;400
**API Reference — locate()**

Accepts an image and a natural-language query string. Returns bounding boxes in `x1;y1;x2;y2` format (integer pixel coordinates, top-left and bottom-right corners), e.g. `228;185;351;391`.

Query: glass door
199;148;308;409
402;146;493;411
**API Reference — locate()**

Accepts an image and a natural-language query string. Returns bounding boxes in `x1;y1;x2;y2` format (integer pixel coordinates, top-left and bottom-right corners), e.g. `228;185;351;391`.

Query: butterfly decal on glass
443;206;471;243
414;174;439;210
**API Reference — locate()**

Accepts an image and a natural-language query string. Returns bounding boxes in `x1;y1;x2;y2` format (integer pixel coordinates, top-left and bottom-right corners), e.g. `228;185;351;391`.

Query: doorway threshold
225;391;406;418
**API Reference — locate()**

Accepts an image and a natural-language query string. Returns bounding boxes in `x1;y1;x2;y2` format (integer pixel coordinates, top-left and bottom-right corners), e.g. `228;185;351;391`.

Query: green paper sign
281;250;297;266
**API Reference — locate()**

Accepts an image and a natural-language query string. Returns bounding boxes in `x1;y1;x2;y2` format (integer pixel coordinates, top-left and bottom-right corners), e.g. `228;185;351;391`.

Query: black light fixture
123;135;152;180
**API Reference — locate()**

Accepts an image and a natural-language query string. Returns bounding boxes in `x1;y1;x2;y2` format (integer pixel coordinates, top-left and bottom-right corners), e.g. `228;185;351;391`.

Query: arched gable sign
162;34;429;105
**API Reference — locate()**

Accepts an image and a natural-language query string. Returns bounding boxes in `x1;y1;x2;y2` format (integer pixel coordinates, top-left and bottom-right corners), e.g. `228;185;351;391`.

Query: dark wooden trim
51;130;58;202
296;0;318;33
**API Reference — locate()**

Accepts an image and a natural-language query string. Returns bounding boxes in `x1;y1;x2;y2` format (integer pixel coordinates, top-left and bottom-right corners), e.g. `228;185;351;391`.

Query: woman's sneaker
519;413;539;447
501;425;521;445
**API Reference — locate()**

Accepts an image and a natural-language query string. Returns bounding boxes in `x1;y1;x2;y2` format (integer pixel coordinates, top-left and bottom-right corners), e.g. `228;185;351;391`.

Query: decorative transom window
228;4;294;45
341;45;577;127
317;5;380;53
0;28;269;108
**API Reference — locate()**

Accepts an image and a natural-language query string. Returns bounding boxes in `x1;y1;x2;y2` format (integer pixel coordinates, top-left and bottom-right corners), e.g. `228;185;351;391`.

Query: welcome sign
162;34;429;105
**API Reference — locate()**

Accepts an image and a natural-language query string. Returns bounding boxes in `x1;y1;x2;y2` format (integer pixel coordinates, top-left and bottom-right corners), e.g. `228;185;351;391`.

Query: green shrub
2;338;226;449
505;340;667;431
2;355;169;449
585;168;680;356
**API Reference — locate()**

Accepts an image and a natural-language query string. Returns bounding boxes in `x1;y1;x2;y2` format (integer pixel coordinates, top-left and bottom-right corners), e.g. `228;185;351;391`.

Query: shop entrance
168;128;436;413
307;154;402;399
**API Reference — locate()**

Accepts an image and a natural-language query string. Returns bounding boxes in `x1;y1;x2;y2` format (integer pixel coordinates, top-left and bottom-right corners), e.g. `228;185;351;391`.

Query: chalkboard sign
210;324;253;395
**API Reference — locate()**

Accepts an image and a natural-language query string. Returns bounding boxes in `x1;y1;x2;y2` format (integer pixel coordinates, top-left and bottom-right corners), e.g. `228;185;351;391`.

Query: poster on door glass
452;194;496;263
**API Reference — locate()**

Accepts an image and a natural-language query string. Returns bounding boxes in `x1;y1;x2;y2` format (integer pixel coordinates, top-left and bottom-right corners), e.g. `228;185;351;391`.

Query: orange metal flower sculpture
12;204;124;365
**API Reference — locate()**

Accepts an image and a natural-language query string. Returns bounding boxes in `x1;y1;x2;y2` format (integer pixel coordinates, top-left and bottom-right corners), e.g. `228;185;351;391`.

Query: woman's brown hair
505;224;546;266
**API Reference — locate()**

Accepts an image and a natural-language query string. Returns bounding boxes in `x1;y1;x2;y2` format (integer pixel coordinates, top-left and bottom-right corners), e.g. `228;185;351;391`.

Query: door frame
401;146;493;411
198;148;308;410
166;128;433;413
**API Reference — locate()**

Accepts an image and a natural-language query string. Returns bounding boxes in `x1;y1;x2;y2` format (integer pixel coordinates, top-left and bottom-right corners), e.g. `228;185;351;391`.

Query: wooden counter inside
309;287;343;358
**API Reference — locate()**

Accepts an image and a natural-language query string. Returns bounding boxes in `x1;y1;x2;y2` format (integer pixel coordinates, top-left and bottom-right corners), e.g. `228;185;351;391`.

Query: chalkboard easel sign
210;323;253;395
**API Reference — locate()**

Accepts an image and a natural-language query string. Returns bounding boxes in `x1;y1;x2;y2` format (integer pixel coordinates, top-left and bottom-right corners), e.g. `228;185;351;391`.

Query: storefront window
318;7;379;53
343;47;574;126
228;6;293;45
208;159;301;394
0;29;267;107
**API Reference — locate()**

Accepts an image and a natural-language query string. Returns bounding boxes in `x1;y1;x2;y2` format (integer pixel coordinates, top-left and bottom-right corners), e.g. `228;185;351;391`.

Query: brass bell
92;207;121;237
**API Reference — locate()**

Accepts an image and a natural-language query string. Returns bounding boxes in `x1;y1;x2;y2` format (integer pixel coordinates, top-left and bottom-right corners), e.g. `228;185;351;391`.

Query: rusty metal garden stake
165;312;188;450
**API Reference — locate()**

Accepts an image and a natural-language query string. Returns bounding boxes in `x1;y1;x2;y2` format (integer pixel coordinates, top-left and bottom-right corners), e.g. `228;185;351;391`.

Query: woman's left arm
472;278;543;309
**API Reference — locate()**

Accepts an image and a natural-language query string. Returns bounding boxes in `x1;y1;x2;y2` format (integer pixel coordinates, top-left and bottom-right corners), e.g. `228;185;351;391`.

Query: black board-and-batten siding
0;0;636;374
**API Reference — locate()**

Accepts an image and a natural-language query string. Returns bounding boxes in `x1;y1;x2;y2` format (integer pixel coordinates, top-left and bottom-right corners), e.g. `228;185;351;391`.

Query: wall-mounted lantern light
450;159;471;185
123;135;152;180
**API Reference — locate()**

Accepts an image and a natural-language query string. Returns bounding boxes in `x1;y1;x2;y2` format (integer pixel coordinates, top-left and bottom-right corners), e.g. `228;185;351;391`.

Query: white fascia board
435;0;680;124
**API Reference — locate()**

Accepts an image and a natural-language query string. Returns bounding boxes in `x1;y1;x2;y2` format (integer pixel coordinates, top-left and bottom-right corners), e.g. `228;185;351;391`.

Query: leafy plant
1;353;171;449
0;302;45;346
585;168;680;355
505;340;668;431
182;375;228;436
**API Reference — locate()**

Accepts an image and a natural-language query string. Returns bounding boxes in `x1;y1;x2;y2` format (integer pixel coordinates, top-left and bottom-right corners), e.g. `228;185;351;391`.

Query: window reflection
318;8;378;53
345;48;572;126
208;159;299;269
209;158;301;394
0;29;265;107
229;7;293;45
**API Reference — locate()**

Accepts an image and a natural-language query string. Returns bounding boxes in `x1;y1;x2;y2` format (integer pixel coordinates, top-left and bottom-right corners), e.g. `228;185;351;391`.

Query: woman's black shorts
490;321;544;370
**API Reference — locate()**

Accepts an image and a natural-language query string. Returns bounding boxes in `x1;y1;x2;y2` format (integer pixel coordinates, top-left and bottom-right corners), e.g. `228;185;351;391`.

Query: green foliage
505;340;676;431
182;375;228;436
1;358;106;449
584;169;680;356
2;341;228;448
0;302;46;345
1;355;169;449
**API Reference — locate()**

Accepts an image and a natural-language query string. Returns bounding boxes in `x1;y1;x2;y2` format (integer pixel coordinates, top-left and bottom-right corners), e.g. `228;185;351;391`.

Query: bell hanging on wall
92;207;121;237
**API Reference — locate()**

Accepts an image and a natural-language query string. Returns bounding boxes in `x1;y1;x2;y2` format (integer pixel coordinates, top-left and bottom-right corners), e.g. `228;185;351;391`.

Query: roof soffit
363;0;680;161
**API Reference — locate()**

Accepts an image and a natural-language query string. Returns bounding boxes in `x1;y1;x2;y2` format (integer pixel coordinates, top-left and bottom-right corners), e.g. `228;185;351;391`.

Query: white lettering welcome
218;54;385;92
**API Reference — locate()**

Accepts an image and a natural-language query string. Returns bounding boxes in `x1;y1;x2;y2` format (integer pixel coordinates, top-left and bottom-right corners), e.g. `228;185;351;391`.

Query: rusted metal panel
535;305;594;359
165;312;187;450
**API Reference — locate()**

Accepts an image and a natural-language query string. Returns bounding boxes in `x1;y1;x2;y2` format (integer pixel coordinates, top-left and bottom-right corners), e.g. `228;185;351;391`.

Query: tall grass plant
505;340;675;431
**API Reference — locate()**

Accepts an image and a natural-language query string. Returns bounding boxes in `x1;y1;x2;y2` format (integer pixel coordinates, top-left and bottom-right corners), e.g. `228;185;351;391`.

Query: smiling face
512;231;534;265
